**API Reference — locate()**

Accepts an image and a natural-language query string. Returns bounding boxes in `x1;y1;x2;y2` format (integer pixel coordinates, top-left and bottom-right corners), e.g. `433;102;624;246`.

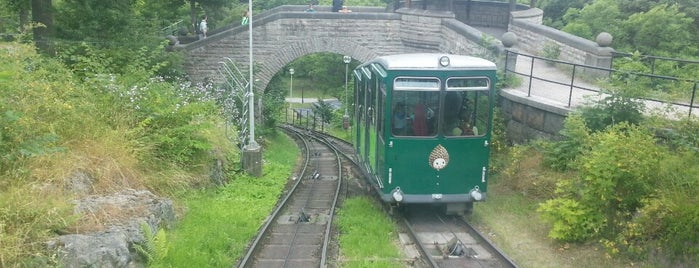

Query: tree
313;99;335;124
1;0;31;32
619;4;695;56
31;0;53;54
289;53;352;98
536;0;592;28
55;0;136;42
561;0;623;40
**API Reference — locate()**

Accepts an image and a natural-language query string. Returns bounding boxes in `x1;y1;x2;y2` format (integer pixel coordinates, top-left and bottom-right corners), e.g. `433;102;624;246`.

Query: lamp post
289;68;294;100
343;55;351;129
242;0;261;177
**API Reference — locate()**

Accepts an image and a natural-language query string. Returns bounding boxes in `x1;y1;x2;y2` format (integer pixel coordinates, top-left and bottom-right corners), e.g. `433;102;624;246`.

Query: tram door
354;73;365;158
363;78;374;174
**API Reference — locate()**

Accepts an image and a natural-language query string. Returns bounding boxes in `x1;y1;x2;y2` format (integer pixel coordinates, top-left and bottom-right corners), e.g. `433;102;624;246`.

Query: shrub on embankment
0;43;236;266
498;93;699;266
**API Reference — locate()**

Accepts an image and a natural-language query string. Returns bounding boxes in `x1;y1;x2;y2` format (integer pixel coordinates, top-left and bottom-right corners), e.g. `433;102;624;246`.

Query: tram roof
372;53;496;70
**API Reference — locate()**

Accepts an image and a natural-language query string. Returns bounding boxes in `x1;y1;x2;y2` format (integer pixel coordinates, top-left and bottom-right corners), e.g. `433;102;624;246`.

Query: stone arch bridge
175;3;620;142
177;3;523;90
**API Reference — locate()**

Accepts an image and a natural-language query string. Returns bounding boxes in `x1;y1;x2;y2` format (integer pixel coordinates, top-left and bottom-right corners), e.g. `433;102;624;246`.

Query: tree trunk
31;0;53;54
190;0;196;34
19;8;28;33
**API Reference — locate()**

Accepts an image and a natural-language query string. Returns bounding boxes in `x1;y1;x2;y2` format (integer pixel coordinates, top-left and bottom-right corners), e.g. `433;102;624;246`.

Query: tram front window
443;77;491;137
392;77;440;137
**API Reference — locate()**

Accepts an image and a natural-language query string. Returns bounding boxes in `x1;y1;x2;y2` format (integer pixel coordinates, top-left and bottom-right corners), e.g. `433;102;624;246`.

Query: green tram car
352;53;497;215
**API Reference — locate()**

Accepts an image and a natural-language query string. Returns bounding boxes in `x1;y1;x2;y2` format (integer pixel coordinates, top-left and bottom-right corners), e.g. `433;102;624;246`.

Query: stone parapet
499;89;571;142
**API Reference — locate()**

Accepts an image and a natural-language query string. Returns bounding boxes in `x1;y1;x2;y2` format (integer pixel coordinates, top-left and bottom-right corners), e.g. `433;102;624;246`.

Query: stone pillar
243;145;262;177
584;32;615;77
501;31;518;73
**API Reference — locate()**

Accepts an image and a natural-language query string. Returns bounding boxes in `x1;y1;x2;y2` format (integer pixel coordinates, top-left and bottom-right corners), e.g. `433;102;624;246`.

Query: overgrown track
269;123;517;268
237;126;344;268
400;205;519;268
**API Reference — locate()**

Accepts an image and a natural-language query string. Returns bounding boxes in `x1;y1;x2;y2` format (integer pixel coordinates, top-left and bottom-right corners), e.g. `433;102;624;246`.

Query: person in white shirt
199;15;208;39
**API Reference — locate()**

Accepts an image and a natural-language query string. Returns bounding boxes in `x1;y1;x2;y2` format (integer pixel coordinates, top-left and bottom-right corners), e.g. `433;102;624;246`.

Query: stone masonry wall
452;0;525;28
508;8;614;70
178;4;596;141
499;90;571;143
180;8;404;89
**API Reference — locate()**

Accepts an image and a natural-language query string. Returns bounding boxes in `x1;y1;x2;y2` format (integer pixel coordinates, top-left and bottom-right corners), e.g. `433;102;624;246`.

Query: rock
64;170;95;195
49;232;133;268
50;189;175;268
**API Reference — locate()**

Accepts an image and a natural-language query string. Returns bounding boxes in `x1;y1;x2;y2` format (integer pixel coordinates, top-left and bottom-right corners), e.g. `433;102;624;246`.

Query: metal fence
503;50;698;119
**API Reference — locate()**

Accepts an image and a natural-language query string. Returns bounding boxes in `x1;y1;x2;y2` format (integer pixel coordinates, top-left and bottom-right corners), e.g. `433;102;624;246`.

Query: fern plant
134;222;168;264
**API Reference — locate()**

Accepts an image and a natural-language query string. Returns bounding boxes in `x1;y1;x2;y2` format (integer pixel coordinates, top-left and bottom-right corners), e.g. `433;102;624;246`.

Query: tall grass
335;197;403;268
153;132;298;267
0;42;235;266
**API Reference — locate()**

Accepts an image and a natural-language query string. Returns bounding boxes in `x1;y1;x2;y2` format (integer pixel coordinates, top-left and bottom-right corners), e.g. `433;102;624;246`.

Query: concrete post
243;146;262;177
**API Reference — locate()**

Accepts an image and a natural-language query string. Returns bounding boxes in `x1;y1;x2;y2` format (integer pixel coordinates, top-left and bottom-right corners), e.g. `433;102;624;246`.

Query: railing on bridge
611;51;699;79
160;20;184;37
285;107;329;132
503;50;698;119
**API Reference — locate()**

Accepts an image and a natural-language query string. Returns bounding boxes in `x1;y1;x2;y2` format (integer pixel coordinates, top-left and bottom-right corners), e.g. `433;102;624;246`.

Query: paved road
286;97;339;104
505;50;696;120
477;26;696;120
284;25;696;119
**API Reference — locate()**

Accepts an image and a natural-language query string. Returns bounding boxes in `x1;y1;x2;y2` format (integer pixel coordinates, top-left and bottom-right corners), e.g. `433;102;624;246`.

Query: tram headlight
439;56;450;67
469;187;483;201
391;188;404;202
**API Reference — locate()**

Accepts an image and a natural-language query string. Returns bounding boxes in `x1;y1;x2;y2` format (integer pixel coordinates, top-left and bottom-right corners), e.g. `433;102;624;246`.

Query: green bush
648;196;699;261
606;149;699;262
538;197;603;242
542;113;591;171
1;42;233;265
542;41;561;62
579;94;644;132
539;123;664;241
0;44;103;181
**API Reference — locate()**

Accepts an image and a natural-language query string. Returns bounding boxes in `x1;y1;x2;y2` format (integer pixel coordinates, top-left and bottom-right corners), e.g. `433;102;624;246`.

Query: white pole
344;63;348;115
247;0;258;148
343;56;351;115
289;68;294;99
342;56;351;129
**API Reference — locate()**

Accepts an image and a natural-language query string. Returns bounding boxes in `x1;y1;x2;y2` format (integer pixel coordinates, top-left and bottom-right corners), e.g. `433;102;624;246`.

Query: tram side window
444;77;491;137
357;78;366;125
377;83;385;137
392;77;439;137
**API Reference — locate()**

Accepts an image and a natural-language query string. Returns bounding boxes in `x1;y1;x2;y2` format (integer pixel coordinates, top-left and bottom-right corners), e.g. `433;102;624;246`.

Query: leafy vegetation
336;197;403;268
522;93;699;265
134;222;169;264
541;41;561;61
285;52;359;102
0;39;235;265
2;0;699;266
541;0;699;64
539;0;699;94
153;133;298;267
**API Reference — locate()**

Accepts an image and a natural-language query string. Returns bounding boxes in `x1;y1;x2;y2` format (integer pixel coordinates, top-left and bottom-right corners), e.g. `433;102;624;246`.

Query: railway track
239;123;517;267
236;126;344;268
399;205;519;268
299;127;519;268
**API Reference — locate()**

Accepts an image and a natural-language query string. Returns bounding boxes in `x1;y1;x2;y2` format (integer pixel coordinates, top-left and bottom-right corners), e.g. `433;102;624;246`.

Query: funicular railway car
352;53;497;214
